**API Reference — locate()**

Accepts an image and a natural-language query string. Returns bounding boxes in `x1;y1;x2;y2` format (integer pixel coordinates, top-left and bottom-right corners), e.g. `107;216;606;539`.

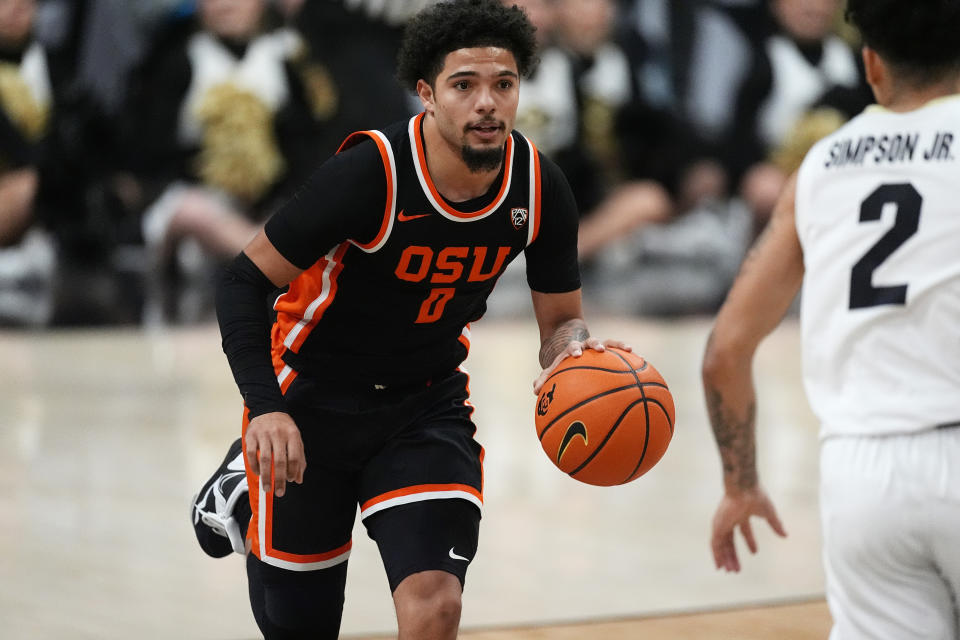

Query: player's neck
883;84;960;112
877;75;960;112
422;117;502;202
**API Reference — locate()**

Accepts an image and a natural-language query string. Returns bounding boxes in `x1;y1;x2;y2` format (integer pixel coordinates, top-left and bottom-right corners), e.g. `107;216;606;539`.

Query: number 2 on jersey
849;183;922;309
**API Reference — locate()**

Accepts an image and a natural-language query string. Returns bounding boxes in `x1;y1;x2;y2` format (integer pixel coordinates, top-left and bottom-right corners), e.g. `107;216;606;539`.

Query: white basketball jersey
795;95;960;438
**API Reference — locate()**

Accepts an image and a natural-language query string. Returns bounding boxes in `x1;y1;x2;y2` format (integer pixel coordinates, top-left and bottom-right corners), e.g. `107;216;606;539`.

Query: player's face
200;0;265;40
420;47;520;173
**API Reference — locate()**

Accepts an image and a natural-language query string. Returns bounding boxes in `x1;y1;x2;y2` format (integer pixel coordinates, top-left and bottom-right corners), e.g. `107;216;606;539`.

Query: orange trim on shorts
361;482;483;513
266;537;353;564
241;407;259;556
242;403;352;566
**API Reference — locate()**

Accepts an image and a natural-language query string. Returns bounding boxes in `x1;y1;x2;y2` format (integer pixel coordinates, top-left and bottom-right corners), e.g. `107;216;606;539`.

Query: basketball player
702;1;960;638
190;1;625;638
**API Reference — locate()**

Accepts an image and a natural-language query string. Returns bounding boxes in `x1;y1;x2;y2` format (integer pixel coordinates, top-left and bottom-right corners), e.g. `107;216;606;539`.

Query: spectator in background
0;0;56;325
726;0;866;232
121;0;328;322
509;0;575;158
290;0;423;154
548;0;748;315
26;0;150;325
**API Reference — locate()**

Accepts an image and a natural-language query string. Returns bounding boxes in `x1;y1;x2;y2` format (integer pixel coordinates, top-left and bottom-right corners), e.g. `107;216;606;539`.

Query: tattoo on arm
705;385;757;491
736;213;778;278
540;318;588;368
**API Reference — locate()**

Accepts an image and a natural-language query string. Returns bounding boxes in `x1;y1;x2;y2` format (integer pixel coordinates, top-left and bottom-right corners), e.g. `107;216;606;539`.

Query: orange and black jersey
263;114;580;386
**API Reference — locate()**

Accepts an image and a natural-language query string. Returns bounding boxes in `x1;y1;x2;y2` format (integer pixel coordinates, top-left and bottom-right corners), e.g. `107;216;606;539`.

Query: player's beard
461;144;503;173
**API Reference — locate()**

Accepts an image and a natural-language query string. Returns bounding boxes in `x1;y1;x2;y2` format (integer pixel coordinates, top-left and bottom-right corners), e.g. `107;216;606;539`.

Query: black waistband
936;420;960;430
281;347;462;390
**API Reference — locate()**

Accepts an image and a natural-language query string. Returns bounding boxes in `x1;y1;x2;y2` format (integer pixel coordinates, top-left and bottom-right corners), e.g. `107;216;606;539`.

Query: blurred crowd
0;0;871;327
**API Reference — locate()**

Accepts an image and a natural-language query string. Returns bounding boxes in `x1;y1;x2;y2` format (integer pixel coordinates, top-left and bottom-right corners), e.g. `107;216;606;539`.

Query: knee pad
247;554;347;639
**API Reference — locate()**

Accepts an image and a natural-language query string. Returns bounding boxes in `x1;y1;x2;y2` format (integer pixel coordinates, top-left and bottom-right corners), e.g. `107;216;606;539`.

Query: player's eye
498;79;514;90
454;80;470;90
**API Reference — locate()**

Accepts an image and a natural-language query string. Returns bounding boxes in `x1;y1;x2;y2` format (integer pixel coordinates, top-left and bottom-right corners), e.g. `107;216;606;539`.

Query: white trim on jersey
407;116;515;221
524;135;539;247
276;364;293;387
281;243;346;349
348;129;398;254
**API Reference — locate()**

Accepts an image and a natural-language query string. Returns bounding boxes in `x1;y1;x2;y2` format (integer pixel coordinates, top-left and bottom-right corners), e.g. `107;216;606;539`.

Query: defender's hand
711;487;786;572
532;338;632;395
245;412;306;497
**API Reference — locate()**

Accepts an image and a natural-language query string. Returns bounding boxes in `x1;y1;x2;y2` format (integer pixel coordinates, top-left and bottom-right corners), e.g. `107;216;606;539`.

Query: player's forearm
216;252;287;418
539;318;589;368
702;331;759;494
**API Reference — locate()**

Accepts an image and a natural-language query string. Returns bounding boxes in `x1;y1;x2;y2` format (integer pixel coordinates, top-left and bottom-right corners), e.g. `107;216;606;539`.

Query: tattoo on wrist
540;319;589;367
706;385;758;491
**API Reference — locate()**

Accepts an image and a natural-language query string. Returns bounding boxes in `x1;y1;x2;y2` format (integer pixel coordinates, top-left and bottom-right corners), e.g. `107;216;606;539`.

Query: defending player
703;1;960;638
190;1;625;637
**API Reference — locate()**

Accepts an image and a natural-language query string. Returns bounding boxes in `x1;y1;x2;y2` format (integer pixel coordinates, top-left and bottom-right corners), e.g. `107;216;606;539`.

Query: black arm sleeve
524;153;582;293
215;252;286;419
264;138;386;269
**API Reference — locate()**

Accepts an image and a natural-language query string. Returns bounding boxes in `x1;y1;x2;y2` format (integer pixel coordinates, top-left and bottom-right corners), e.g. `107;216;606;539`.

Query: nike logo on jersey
448;547;471;562
397;210;431;222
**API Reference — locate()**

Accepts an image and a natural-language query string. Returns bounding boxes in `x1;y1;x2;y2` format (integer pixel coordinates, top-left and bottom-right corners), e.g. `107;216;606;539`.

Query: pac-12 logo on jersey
511;207;528;230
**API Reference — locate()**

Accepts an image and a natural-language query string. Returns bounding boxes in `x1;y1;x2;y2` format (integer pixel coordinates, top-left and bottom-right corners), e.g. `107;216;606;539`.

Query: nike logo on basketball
557;420;588;464
398;210;431;222
448;547;470;562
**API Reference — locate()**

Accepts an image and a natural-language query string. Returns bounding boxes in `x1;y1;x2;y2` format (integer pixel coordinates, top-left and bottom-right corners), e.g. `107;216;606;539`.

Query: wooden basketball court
0;312;829;638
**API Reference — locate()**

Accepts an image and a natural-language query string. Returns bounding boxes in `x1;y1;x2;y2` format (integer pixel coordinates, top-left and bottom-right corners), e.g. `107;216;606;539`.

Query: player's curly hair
846;0;960;83
396;0;538;91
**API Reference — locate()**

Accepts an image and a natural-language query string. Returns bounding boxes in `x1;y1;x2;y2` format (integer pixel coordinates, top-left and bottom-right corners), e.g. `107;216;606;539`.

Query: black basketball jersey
268;113;580;387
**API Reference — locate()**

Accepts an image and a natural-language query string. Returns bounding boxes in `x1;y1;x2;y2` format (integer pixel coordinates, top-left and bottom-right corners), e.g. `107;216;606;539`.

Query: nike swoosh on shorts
448;547;470;562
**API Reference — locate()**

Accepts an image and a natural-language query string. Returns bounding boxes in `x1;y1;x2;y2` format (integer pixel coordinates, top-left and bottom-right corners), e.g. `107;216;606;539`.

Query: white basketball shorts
820;426;960;640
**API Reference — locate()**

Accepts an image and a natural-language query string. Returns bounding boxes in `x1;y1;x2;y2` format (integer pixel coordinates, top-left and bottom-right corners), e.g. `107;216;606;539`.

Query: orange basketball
534;347;675;486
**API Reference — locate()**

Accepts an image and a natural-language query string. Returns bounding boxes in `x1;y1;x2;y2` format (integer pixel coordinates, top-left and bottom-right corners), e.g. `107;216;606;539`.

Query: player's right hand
245;412;306;498
710;487;786;572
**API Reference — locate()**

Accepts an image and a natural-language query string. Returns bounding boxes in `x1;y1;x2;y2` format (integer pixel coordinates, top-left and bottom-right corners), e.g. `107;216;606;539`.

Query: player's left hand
532;338;631;395
711;487;787;572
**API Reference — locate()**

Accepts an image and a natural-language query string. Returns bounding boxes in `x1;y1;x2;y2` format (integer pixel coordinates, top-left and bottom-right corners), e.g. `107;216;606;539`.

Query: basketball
534;347;675;486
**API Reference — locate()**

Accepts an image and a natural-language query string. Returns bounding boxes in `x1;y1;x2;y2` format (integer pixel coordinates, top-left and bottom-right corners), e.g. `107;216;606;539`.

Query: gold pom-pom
194;83;285;203
771;107;848;174
0;62;49;141
299;62;338;121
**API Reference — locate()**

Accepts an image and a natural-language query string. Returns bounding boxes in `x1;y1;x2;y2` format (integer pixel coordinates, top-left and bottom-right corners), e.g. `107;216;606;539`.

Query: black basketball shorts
241;368;484;590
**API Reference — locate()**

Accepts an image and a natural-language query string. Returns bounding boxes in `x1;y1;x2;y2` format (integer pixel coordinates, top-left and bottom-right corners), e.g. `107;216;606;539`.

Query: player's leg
929;426;960;637
243;378;363;638
366;500;481;640
821;432;959;640
359;369;483;640
191;437;251;557
246;552;348;639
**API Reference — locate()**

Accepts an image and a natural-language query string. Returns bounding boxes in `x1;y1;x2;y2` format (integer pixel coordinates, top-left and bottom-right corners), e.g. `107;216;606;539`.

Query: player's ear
861;46;886;103
416;79;435;114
